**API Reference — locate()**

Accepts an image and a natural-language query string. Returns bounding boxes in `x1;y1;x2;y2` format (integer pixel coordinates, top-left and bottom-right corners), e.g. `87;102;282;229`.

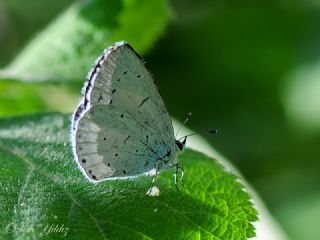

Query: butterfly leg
174;164;179;191
146;162;161;196
179;165;185;187
174;163;185;191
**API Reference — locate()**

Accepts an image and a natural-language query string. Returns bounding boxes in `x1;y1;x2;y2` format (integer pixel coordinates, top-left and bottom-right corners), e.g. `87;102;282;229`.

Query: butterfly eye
175;140;184;151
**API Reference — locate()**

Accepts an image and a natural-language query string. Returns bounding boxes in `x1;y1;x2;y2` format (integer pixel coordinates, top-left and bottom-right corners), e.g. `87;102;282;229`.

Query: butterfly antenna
178;129;218;141
175;112;192;139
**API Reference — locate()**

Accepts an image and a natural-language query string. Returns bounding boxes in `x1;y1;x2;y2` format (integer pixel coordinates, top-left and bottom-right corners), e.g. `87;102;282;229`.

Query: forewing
86;43;174;146
72;42;176;181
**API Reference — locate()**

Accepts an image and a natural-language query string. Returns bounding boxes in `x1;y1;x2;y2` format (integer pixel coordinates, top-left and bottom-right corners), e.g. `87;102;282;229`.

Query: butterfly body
71;41;178;182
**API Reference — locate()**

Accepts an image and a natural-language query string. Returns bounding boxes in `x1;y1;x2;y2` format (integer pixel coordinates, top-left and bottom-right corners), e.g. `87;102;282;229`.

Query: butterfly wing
71;42;176;181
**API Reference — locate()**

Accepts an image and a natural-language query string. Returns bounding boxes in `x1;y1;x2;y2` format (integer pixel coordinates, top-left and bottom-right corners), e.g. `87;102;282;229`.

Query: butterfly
70;41;189;188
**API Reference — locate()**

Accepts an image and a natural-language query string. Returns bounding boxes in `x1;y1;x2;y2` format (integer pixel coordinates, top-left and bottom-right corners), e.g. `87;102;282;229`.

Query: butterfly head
175;113;217;151
175;129;218;151
175;137;187;151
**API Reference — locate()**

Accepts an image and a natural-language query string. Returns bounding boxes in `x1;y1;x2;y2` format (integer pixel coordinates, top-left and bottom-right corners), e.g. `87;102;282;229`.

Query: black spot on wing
138;97;150;108
124;136;130;144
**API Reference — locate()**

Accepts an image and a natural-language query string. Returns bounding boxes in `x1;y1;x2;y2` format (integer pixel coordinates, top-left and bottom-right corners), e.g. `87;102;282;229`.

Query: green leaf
0;0;171;82
0;113;257;239
0;81;80;117
0;0;73;67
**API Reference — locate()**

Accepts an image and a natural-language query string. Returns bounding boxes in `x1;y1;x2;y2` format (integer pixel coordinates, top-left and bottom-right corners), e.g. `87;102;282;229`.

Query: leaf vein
0;143;154;240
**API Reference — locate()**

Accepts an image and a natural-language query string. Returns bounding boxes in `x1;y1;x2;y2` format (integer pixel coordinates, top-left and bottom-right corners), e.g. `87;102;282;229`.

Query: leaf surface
0;113;257;239
0;0;171;82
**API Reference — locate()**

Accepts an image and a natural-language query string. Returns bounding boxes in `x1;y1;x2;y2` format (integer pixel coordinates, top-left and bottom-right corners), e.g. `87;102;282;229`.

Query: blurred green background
1;0;319;239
